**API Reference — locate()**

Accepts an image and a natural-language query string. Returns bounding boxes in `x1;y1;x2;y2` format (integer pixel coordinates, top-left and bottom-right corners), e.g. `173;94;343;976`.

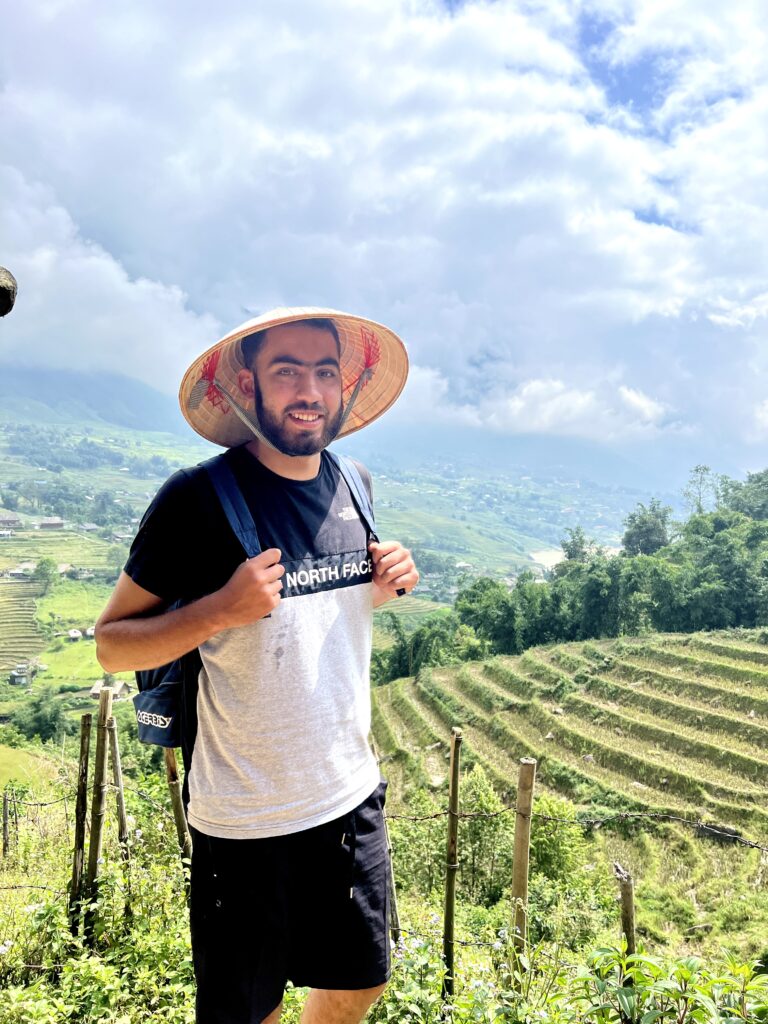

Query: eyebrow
267;354;340;369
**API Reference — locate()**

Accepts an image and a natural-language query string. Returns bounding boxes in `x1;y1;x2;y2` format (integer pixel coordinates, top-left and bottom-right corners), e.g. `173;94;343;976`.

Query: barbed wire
0;885;66;895
7;783;767;854
3;794;70;808
386;807;768;854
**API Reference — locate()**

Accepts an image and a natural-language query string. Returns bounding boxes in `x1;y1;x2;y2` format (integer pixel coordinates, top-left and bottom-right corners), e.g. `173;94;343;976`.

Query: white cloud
618;385;667;423
0;166;218;386
0;0;767;455
399;367;675;442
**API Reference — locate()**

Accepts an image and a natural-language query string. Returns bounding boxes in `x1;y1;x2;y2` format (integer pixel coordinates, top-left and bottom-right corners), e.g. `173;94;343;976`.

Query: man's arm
369;541;419;607
95;549;285;673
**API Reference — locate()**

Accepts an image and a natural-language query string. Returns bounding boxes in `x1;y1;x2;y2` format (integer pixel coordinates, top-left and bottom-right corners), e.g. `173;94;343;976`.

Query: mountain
0;366;751;496
0;368;187;434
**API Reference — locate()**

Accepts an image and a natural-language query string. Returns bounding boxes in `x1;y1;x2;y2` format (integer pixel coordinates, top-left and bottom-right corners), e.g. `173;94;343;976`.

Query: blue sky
1;0;767;478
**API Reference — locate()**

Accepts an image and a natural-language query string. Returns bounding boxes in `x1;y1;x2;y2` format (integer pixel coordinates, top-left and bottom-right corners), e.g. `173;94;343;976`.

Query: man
95;308;418;1024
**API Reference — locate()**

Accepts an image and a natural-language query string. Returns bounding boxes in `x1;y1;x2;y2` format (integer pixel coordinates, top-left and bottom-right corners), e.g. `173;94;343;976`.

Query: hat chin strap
211;379;282;453
212;367;374;454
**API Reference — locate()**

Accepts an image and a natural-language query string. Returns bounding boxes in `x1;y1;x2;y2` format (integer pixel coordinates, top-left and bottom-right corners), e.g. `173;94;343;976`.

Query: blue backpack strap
328;452;377;541
201;454;262;559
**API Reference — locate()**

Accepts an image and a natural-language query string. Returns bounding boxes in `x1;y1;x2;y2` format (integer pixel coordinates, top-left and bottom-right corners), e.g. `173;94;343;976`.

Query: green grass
36;579;114;630
0;530;114;572
0;744;57;789
34;639;131;687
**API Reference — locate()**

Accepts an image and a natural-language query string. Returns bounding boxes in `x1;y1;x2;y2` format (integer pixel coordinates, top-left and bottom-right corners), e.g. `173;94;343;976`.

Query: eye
319;368;339;379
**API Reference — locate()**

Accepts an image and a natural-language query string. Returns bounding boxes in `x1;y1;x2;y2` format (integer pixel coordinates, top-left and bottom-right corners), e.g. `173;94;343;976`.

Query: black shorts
189;781;390;1024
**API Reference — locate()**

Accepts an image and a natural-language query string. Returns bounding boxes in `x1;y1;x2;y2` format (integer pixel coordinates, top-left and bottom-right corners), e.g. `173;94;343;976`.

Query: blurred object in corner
0;267;18;317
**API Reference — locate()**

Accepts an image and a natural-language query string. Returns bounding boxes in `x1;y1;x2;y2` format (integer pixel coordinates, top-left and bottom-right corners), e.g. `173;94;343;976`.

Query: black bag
133;450;376;749
133;453;263;747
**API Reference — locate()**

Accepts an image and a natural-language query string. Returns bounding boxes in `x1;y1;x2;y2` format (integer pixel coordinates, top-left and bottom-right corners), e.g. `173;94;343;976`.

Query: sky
1;0;767;481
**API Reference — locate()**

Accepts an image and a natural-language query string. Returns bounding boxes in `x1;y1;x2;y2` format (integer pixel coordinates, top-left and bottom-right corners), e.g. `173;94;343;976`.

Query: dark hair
240;317;340;368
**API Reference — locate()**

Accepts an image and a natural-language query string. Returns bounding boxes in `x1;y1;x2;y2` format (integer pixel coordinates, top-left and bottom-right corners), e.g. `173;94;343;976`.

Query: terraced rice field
372;595;449;650
0;579;44;670
372;631;768;839
0;529;113;573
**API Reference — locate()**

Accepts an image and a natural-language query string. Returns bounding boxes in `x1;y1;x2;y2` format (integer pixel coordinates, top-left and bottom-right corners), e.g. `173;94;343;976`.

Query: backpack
133;449;377;777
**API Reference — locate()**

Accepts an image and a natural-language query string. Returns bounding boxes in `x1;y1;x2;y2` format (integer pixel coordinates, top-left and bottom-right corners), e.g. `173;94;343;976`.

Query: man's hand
369;541;419;606
211;548;285;628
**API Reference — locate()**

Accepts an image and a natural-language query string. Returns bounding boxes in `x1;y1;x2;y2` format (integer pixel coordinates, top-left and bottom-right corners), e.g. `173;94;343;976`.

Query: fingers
369;541;418;595
250;547;283;566
249;548;285;583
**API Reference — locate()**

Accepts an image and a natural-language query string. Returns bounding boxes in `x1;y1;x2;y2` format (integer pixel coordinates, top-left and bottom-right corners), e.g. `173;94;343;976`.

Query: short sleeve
124;469;197;603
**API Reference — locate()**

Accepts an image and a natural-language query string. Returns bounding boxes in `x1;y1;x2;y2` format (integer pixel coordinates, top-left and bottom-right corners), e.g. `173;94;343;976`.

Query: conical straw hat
179;307;409;448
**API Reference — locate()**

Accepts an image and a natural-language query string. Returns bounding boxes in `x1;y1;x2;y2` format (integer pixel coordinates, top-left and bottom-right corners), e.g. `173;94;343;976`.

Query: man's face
251;323;343;456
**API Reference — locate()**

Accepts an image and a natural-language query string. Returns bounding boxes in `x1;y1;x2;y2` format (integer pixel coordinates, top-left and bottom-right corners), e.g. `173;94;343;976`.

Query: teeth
292;413;320;422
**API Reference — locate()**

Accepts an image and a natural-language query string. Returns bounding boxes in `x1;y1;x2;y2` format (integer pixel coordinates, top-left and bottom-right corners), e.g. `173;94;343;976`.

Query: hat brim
178;307;409;448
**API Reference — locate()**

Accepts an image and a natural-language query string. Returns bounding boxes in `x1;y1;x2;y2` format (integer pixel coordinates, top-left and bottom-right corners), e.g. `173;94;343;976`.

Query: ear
236;368;255;399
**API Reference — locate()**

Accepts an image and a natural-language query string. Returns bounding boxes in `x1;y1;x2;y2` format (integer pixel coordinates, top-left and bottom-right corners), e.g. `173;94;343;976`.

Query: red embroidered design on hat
200;351;230;413
344;327;380;395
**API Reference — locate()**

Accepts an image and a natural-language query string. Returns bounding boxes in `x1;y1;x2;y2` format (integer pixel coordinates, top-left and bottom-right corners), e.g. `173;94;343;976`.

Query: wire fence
10;787;768;853
386;806;768;853
2;709;768;999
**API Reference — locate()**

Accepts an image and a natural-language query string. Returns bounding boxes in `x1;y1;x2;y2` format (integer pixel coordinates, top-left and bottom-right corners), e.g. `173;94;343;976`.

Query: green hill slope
373;630;768;839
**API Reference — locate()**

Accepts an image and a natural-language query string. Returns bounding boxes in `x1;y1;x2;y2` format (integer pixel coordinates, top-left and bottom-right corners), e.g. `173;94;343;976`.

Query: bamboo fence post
613;862;637;956
164;749;192;865
441;727;462;1005
84;687;113;943
11;791;18;849
107;718;130;864
383;810;402;946
2;790;8;860
510;757;537;986
69;713;92;934
108;716;133;923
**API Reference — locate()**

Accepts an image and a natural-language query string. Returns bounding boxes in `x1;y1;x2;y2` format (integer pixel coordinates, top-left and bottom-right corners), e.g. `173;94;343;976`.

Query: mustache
285;403;327;415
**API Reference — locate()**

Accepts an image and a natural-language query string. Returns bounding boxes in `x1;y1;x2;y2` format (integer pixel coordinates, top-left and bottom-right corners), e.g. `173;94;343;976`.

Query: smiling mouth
287;411;324;425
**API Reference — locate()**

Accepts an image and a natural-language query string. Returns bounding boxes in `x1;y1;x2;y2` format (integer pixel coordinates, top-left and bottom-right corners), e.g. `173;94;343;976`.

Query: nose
295;370;324;404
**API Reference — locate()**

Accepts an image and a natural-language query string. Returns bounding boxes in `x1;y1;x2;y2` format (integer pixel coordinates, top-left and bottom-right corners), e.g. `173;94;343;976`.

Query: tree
33;557;58;593
720;469;768;521
622;498;673;556
12;688;77;743
460;764;514;906
683;464;719;516
560;526;591;562
455;577;518;653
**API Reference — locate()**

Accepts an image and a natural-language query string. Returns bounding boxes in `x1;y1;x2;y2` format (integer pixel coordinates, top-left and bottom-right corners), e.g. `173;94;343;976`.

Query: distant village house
39;517;65;530
90;679;132;700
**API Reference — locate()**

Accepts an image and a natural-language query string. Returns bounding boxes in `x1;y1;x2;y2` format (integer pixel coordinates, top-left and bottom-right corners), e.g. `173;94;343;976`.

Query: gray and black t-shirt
125;445;380;839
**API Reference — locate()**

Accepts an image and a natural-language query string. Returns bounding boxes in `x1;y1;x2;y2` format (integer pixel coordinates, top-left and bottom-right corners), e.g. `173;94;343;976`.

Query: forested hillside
374;466;768;682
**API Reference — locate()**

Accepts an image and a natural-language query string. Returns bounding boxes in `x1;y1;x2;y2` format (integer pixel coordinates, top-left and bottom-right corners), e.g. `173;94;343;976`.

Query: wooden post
69;713;92;933
510;757;537;985
84;687;113;943
2;790;9;860
107;718;130;864
164;749;192;865
613;862;636;956
108;716;133;924
383;812;401;946
441;727;462;1004
11;791;18;849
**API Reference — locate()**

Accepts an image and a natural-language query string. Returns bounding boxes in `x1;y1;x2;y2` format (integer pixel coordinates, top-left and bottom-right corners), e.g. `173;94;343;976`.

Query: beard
253;377;343;456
